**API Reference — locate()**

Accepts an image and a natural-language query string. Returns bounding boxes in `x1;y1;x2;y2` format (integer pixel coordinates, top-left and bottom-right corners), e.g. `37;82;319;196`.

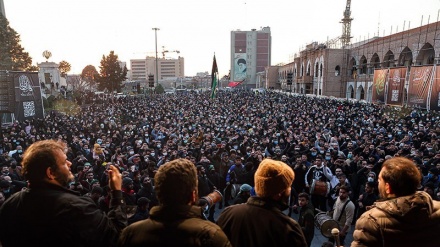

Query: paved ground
211;203;355;247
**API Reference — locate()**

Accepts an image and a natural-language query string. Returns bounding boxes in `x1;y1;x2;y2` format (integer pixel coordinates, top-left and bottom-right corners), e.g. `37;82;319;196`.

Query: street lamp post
152;28;160;88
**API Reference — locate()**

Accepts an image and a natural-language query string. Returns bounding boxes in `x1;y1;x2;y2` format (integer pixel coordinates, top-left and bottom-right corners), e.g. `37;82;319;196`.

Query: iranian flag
228;80;245;87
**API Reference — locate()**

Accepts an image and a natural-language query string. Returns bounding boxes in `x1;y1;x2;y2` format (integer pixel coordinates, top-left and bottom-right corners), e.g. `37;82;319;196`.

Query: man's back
217;197;307;247
0;183;124;247
352;191;440;247
119;205;230;247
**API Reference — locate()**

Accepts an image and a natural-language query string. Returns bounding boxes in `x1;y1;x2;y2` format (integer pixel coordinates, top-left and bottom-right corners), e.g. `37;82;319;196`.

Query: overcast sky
4;0;440;77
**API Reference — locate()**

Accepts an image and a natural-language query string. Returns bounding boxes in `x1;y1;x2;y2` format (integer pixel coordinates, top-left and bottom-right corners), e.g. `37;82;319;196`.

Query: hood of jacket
375;191;440;225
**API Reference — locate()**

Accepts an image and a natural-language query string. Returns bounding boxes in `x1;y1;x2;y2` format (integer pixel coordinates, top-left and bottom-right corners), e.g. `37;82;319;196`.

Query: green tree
81;65;98;90
96;51;127;92
59;60;71;78
0;13;35;71
155;83;165;94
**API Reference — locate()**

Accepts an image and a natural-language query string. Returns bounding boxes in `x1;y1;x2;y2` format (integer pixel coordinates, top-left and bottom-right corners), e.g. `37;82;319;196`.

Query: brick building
275;21;439;102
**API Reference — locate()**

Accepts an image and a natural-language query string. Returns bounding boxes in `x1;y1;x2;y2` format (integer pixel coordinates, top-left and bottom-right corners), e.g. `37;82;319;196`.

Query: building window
335;66;341;76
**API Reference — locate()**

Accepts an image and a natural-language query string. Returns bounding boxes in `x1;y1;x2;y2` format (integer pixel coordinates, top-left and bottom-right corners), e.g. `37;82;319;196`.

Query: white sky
4;0;440;77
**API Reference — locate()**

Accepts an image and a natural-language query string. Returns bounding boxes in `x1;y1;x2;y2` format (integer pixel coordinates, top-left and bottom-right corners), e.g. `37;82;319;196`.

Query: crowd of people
0;89;439;246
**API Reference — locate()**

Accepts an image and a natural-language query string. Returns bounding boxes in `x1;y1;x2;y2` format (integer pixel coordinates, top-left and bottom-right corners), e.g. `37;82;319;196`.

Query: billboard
11;72;45;121
233;53;247;81
386;67;406;106
0;71;16;113
372;69;388;103
407;66;433;109
430;66;440;111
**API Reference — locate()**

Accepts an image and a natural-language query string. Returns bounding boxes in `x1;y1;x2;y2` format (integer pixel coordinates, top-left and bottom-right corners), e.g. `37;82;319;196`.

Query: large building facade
231;27;271;88
129;56;184;83
274;21;440;105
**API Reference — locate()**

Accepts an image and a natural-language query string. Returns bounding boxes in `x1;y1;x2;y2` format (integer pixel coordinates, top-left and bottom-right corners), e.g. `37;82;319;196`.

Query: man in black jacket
217;158;307;247
0;140;127;247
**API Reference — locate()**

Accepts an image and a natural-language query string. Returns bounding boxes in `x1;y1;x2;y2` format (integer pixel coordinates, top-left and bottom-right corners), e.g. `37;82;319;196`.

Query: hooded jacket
351;191;440;247
119;205;231;247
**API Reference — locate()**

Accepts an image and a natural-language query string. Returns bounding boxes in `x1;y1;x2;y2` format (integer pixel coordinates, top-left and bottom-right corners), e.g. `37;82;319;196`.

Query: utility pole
152;28;160;87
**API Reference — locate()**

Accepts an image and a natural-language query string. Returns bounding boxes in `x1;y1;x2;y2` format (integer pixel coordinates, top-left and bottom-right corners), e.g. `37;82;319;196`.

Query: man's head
22;140;74;187
335;168;343;176
365;181;375;193
137;197;150;211
122;177;134;189
338;185;350;200
90;186;103;200
154;159;198;206
86;171;94;181
337;173;347;184
196;165;205;175
239;183;252;196
428;167;439;180
142;176;152;187
254;159;295;201
1;165;8;175
298;192;310;207
378;157;421;199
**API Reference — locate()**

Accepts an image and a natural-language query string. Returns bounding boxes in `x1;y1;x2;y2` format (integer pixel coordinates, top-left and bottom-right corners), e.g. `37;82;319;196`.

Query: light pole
152;28;160;87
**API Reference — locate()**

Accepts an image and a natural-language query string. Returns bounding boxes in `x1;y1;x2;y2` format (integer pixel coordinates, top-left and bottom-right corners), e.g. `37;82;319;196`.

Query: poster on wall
407;66;434;109
430;66;440;111
233;53;247;81
372;69;388;103
11;72;44;122
386;67;407;106
0;71;16;113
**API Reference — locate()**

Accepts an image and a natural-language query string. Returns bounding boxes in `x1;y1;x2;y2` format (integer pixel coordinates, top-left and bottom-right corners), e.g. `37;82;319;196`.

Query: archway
348;85;355;98
360;56;367;74
398;47;413;67
349;57;357;77
357;85;365;100
370;53;380;74
383;50;395;68
415;43;435;65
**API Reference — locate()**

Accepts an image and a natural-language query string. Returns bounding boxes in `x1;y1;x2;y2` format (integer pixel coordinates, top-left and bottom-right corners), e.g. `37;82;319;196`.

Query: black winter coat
217;197;308;247
0;182;127;247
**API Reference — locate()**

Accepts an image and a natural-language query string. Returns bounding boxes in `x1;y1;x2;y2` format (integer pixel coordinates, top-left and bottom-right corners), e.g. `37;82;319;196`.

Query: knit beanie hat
254;159;295;198
94;143;103;155
122;177;133;187
240;184;252;192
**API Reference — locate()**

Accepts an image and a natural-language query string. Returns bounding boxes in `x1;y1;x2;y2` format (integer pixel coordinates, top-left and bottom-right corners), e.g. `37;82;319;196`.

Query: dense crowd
0;89;439;240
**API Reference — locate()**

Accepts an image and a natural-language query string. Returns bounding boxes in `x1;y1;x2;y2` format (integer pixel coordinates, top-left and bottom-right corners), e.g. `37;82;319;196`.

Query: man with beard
136;175;158;210
295;192;314;247
0;140;127;247
329;185;354;246
196;165;216;221
217;159;307;247
118;159;231;247
352;157;440;247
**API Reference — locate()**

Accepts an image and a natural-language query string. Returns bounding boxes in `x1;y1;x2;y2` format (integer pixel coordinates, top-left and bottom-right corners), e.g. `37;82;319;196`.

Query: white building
129;56;185;82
